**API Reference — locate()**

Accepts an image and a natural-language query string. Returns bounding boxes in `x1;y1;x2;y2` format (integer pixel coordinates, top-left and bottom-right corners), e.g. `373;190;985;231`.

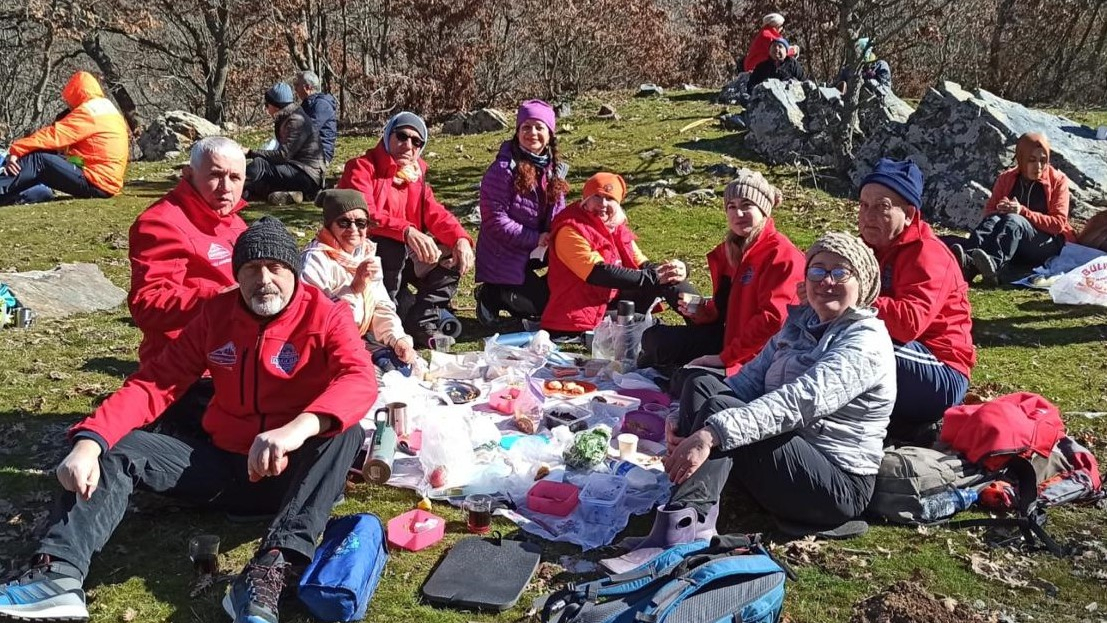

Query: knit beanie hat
861;158;924;208
583;172;627;203
264;82;295;107
383;112;428;155
233;216;302;278
762;13;785;27
771;37;790;49
316;189;370;226
724;169;782;216
805;232;881;308
517;99;557;134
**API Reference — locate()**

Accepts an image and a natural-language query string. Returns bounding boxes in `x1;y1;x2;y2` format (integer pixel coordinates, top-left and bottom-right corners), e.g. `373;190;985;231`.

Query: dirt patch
850;581;985;623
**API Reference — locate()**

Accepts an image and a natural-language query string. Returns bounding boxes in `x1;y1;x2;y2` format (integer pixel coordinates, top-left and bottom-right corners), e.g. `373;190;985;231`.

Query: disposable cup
617;433;639;459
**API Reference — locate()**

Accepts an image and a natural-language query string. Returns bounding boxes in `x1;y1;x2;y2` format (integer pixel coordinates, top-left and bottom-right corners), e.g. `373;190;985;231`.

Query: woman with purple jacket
474;99;569;326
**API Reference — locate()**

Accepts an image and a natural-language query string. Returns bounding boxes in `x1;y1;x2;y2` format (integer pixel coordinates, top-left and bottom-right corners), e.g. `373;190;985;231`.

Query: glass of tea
188;534;221;576
464;494;493;534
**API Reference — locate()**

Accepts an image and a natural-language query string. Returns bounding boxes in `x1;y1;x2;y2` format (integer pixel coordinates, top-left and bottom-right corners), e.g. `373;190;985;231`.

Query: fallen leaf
122;607;137;621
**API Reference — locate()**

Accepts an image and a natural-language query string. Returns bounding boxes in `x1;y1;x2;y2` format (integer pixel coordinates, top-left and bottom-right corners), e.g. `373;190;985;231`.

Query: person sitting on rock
244;82;326;204
337;112;474;346
0;216;376;623
601;232;895;574
540;172;696;336
638;169;804;375
948;132;1075;286
748;38;806;92
474;99;569;328
300;189;417;367
743;13;787;73
858;158;975;446
836;38;892;94
294;70;338;166
0;71;128;206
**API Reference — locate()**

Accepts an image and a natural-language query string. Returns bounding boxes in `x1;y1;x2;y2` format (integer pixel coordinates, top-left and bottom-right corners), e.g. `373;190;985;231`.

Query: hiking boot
949;243;976;283
266;191;303;206
971;248;999;286
222;549;288;623
0;555;88;621
473;284;501;327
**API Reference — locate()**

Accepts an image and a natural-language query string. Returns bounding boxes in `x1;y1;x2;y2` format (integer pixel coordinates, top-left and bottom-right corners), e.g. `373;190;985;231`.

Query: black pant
668;371;874;527
244;158;321;199
964;213;1065;269
638;322;725;370
478;269;550;320
0;152;109;206
374;236;460;345
615;280;697;321
37;425;364;578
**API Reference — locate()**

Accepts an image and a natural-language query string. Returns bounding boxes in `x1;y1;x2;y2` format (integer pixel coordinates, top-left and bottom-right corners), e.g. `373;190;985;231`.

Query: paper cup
617;433;639;459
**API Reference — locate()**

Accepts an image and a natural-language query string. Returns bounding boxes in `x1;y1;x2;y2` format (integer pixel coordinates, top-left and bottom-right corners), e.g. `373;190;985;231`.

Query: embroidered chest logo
271;343;300;374
207;243;232;267
740;267;755;285
208;341;237;367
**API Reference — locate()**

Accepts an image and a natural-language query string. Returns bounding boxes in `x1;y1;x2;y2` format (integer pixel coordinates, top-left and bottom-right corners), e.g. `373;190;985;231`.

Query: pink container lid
387;509;445;552
527;480;580;517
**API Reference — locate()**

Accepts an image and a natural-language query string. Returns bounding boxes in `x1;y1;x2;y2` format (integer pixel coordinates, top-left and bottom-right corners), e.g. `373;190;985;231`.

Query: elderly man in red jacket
0;217;376;623
337;111;474;346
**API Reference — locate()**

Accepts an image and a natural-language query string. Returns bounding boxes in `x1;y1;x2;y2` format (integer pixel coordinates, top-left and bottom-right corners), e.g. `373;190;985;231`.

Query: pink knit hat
516;99;556;134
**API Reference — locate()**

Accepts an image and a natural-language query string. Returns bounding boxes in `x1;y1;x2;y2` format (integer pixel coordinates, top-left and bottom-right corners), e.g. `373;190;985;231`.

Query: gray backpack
867;446;988;524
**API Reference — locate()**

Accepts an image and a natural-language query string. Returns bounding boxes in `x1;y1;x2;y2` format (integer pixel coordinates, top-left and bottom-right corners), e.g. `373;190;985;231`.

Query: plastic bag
1049;256;1107;307
484;334;548;380
592;300;657;371
419;407;477;489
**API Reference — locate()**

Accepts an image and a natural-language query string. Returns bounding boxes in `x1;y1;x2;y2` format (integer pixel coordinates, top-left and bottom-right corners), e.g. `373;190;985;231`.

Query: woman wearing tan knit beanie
639;169;804;381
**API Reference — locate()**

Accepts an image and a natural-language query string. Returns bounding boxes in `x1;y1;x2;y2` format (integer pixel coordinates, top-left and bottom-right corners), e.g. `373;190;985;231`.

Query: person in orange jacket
0;71;129;205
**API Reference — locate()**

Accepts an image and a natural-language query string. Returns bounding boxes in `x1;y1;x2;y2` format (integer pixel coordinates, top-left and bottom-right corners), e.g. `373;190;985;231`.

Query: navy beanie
861;158;924;208
264;82;295;107
382;112;428;155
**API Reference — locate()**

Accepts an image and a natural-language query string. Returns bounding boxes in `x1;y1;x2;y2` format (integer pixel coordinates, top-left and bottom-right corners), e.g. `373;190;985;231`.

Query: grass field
0;90;1105;622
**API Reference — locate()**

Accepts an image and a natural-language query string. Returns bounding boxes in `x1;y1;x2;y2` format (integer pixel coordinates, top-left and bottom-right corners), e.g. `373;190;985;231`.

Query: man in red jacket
337;111;474;346
0;217;376;623
858;158;976;446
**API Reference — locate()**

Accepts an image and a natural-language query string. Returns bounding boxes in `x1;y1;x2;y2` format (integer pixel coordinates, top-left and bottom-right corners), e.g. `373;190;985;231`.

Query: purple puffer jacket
475;141;566;285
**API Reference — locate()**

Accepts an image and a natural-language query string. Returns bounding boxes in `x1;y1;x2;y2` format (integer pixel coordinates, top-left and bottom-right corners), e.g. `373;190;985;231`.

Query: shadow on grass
81;356;138;377
972;315;1107;347
666;90;721;103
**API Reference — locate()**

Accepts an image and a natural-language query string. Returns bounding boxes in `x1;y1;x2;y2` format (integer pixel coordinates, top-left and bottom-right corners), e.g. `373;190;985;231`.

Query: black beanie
233;216;302;277
315;189;370;225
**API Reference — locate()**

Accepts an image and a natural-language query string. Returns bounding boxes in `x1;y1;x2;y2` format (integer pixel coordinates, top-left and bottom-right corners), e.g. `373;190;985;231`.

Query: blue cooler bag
299;513;389;622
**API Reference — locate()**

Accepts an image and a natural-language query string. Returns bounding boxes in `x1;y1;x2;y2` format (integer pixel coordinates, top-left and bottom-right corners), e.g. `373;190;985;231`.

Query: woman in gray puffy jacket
603;232;896;573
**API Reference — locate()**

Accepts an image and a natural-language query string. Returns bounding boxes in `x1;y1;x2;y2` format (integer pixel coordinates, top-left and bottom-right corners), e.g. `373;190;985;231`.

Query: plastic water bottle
607;459;656;489
919;488;978;522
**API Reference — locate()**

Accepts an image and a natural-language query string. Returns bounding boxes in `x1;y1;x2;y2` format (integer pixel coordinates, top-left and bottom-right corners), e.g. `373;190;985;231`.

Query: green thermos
364;415;397;485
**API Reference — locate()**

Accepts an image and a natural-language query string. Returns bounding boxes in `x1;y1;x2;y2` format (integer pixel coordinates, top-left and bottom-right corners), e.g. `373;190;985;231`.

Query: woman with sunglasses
602;232;895;573
473;100;570;327
639;170;804;376
300;189;417;365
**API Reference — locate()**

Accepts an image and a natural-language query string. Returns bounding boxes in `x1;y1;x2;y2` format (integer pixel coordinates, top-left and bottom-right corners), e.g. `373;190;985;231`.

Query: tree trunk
81;33;142;133
832;0;862;175
987;0;1017;95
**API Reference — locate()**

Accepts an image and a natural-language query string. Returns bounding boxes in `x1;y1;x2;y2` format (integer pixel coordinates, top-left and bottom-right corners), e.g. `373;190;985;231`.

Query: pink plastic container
527;480;580;517
386;509;445;552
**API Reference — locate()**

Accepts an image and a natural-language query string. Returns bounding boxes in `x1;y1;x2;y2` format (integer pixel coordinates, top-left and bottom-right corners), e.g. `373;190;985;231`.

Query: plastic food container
578;472;628;524
527;480;580;517
387;509;445;552
590;391;642;423
621;409;666;443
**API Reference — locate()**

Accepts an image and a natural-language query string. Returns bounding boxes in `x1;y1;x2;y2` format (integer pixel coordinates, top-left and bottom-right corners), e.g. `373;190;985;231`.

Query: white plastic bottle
606;459;656;489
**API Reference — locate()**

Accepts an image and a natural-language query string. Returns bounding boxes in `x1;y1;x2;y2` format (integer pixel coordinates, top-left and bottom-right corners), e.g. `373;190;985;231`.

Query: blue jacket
301;92;338;163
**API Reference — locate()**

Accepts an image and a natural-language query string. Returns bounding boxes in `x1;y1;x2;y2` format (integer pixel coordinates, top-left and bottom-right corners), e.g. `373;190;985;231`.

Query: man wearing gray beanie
0;215;376;623
244;81;327;205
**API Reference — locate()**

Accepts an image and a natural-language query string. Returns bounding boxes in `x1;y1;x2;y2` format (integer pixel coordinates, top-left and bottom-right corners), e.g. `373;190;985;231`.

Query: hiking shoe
473;284;501;327
222;550;288;623
971;248;999;286
266;191;303;206
0;555;88;621
949;243;976;283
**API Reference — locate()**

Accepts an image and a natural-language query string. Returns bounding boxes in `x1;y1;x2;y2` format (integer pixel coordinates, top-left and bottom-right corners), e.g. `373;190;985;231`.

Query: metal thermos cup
375;402;409;438
364;416;398;485
14;307;34;328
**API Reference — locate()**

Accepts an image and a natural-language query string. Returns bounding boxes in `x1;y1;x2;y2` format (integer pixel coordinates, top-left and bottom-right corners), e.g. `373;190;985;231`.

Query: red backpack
940;392;1065;471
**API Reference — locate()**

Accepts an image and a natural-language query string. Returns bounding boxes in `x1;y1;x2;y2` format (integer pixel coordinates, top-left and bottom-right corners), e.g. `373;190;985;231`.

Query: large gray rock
744;80;913;166
1;263;126;319
851;81;1107;228
138;111;222;161
441;108;509;135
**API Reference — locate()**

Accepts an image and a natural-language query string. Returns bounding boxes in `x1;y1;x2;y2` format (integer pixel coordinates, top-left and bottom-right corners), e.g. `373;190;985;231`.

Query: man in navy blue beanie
858;158;976;446
244;82;326;205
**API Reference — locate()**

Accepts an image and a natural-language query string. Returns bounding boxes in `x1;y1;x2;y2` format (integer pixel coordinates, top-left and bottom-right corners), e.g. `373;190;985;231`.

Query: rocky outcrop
441;108;509;135
1;263;126;319
851;81;1107;228
137;111;222;161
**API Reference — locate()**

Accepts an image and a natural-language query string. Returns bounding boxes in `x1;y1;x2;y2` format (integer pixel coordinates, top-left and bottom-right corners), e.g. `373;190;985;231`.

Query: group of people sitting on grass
0;86;1087;623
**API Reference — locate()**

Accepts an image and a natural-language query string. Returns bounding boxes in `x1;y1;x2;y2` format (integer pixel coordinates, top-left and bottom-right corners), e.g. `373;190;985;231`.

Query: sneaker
949;243;975;282
266;191;303;206
971;248;999;286
0;556;88;621
222;550;288;623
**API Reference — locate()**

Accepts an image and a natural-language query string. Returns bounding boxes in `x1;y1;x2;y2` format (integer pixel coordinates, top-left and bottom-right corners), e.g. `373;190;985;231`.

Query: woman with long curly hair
474;99;570;326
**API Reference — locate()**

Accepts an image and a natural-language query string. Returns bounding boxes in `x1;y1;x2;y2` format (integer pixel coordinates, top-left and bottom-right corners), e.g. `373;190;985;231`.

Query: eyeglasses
806;266;854;284
335;217;369;230
394;131;425;148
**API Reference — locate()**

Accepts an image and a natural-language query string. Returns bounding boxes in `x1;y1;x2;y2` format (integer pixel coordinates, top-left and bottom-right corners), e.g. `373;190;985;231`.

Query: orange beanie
582;172;627;203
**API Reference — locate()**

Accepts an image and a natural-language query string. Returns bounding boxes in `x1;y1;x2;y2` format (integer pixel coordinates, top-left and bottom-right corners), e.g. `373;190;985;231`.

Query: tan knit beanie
805;232;881;308
723;169;782;217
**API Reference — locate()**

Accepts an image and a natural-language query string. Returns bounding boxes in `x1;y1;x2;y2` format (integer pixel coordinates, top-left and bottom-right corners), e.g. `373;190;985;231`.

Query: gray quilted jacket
706;305;896;475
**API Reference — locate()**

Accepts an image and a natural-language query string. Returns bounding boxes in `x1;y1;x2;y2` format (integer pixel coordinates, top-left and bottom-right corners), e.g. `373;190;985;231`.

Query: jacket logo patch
207;243;232;267
208;341;237;367
271;343;300;374
740;267;755;285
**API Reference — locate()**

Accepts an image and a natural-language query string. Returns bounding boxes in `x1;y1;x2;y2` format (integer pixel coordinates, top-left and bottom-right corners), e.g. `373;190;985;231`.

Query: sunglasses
335;217;369;230
394;131;425;148
806;266;854;284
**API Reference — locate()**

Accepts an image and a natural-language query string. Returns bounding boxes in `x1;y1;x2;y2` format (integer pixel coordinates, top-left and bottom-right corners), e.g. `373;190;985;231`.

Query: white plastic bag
592;300;657;370
418;406;477;488
1049;257;1107;307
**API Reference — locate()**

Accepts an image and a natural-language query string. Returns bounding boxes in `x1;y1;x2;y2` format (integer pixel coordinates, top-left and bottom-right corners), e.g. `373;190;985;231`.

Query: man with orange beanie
0;71;129;205
541;172;696;334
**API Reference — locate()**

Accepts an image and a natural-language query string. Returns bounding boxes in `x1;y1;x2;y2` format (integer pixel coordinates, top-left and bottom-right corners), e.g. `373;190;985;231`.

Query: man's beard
248;287;287;316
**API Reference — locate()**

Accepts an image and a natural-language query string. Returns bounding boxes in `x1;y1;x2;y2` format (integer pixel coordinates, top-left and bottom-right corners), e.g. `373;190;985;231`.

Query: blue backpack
298;513;389;622
536;534;791;623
